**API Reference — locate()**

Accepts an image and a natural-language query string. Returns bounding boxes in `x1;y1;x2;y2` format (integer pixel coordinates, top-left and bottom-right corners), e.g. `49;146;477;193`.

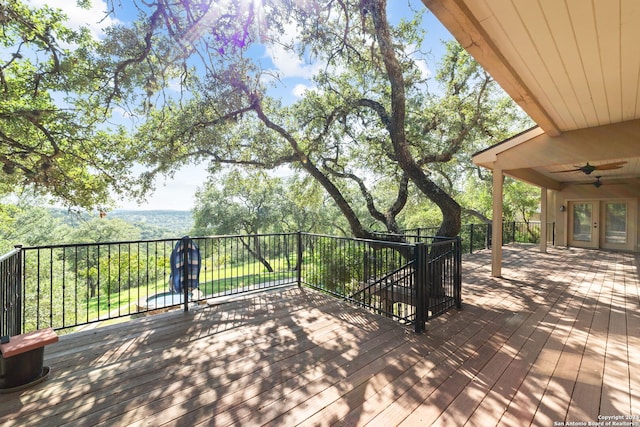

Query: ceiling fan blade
552;168;582;173
594;161;626;170
552;161;627;174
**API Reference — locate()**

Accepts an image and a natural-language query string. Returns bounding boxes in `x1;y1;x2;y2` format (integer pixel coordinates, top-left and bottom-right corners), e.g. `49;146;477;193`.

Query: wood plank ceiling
423;0;640;186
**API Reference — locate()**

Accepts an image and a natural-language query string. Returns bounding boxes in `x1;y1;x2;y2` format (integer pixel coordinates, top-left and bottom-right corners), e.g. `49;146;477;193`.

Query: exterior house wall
553;181;640;252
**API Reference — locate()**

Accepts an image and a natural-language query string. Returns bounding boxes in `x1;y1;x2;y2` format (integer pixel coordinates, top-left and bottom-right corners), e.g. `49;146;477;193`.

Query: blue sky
33;0;454;211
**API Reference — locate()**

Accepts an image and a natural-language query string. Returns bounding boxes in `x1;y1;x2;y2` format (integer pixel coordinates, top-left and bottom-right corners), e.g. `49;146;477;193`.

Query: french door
569;201;599;248
568;200;634;250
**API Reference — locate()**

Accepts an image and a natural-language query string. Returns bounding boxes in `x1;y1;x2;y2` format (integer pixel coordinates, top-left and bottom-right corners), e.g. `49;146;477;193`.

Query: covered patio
1;245;638;426
423;0;640;276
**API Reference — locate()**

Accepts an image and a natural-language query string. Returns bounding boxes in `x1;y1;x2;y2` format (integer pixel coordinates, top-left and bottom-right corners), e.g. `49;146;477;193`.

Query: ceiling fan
553;161;627;175
576;176;606;188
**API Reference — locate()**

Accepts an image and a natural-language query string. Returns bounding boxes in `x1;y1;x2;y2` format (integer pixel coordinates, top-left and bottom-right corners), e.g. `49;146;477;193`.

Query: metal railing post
414;243;428;333
15;245;23;335
182;236;190;313
297;232;303;287
455;237;462;309
0;246;23;337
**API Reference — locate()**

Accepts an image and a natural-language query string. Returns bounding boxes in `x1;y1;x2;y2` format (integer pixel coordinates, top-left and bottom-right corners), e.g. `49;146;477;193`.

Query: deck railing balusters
0;222;555;332
0;247;22;336
3;231;467;333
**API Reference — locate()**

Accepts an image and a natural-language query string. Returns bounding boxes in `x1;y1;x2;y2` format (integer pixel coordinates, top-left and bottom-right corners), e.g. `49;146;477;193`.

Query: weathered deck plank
1;245;639;427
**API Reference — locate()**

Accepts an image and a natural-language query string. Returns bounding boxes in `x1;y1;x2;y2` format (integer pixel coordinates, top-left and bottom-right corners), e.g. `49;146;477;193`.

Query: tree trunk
239;236;274;272
365;0;461;237
251;96;395;241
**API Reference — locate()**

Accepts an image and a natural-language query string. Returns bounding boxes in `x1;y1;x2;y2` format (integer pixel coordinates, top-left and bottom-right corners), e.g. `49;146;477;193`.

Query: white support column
540;187;548;253
492;168;504;277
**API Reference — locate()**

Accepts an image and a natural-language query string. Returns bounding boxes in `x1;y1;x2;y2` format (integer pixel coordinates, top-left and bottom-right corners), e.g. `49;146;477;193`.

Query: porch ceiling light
576;176;604;188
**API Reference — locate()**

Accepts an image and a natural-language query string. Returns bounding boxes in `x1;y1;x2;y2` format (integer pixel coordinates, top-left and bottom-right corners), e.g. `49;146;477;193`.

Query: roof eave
472;126;544;169
421;0;561;136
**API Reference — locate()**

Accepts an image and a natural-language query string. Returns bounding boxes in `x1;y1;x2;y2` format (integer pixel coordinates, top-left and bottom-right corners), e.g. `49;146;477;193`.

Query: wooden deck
1;245;639;426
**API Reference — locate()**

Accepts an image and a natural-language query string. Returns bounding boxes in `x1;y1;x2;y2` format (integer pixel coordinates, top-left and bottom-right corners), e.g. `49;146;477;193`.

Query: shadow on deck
1;245;638;426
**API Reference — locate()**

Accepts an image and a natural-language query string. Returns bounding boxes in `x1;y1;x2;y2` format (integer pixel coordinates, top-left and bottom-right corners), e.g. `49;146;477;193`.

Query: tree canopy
1;0;533;238
0;0;141;208
192;170;346;236
124;0;529;237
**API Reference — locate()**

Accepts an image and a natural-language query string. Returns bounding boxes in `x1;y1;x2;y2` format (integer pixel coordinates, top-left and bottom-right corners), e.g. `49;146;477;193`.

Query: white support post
540;187;548;253
492;168;504;277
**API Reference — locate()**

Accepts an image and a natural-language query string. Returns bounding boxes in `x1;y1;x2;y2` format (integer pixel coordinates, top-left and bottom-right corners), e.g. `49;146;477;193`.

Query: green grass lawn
82;259;298;322
20;254;301;333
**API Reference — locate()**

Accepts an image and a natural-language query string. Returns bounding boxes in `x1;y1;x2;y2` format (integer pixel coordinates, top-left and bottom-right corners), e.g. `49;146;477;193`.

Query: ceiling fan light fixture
575;175;606;187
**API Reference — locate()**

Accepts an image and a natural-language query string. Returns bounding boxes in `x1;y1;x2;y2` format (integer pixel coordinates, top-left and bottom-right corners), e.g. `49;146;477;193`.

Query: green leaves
193;170;287;236
0;0;136;209
0;0;534;234
191;170;338;236
123;0;530;237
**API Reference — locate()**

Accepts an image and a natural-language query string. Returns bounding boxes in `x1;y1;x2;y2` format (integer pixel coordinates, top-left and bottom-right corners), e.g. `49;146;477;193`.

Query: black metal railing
1;231;463;335
299;233;462;332
300;233;416;324
0;221;556;335
0;247;22;337
15;234;299;333
403;221;555;255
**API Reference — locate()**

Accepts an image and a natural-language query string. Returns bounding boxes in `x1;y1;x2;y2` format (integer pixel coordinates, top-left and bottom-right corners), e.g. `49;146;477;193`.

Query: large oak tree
124;0;519;238
2;1;526;237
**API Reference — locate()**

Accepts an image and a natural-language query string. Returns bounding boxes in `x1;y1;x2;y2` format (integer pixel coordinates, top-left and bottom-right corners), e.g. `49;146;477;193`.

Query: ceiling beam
422;0;562;136
473;118;640;170
493;119;640;170
505;168;562;191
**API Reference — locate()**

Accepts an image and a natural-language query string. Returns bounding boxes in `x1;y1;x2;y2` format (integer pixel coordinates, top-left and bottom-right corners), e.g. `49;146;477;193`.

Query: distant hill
49;208;194;240
108;210;194;239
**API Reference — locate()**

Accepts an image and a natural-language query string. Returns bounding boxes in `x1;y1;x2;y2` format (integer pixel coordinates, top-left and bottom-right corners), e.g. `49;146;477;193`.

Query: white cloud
116;163;210;210
265;43;322;80
405;43;432;80
264;22;322;80
415;58;432;80
27;0;119;40
292;83;310;98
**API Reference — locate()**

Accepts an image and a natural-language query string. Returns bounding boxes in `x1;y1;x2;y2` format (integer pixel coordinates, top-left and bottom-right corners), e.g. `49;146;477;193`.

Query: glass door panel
601;200;635;250
572;203;593;242
569;201;599;249
604;202;627;245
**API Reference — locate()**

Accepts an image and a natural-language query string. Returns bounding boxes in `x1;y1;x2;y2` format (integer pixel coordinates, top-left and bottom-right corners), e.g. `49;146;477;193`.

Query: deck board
1;245;639;426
